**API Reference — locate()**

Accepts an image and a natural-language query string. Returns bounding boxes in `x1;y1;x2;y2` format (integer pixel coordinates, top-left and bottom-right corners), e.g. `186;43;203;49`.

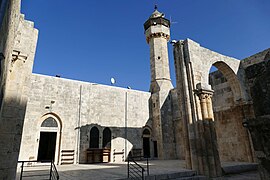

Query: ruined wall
19;74;150;164
209;71;253;162
243;48;270;179
0;0;38;179
244;49;270;117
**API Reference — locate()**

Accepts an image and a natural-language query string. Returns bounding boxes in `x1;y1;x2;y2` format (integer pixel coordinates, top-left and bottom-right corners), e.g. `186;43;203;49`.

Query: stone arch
209;61;243;102
89;126;99;148
142;128;151;137
41;117;58;127
173;39;253;176
207;62;253;162
37;113;62;165
39;112;63;129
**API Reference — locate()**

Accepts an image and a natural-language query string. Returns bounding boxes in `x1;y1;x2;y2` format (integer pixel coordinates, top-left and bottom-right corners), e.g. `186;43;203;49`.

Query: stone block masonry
0;0;38;179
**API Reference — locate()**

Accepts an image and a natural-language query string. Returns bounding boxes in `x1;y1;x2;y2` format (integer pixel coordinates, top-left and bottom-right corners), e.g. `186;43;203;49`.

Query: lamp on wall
242;121;249;128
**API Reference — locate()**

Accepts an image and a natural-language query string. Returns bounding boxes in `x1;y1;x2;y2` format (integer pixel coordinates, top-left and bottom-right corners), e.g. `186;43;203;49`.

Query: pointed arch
90;126;99;148
102;127;111;148
37;113;62;165
210;61;243;102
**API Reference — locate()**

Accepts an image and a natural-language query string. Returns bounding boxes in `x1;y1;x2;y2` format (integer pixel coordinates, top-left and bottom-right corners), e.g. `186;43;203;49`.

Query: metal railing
50;160;59;180
18;160;59;180
127;156;149;180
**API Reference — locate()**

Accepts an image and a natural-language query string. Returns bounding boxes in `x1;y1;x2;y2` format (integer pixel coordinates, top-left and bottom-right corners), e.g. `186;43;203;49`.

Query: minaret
144;6;173;93
144;7;174;159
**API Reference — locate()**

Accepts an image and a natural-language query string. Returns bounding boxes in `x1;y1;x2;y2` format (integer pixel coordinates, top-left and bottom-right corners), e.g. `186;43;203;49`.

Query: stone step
119;170;202;180
173;176;208;180
222;163;258;175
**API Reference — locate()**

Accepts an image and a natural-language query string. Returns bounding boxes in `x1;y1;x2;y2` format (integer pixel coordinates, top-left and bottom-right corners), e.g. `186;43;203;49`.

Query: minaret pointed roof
144;5;170;31
149;10;163;18
149;5;165;19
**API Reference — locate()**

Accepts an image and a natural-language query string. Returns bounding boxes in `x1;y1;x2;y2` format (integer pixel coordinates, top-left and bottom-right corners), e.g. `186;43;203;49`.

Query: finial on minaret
154;4;158;10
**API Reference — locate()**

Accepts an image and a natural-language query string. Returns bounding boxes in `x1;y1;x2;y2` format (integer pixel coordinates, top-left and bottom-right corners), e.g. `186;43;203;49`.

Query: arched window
90;126;99;148
102;127;111;148
143;129;150;136
41;117;58;127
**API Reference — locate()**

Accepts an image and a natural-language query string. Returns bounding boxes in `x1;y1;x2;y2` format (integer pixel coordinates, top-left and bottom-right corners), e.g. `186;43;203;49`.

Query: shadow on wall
244;58;270;179
0;97;27;179
79;123;152;164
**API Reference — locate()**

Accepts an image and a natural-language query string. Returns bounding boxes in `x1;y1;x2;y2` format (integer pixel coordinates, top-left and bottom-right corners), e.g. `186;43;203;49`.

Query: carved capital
194;89;214;101
194;88;215;121
198;93;212;101
146;32;170;43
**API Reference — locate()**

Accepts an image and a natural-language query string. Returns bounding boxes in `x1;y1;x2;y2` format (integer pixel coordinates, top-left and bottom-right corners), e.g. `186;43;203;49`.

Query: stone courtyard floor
57;160;189;180
17;160;260;179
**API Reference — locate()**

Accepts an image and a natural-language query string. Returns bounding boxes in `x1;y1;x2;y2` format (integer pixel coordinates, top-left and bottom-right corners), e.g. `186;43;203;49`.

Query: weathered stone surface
19;74;151;164
245;117;270;179
246;59;270;117
0;3;267;180
144;8;179;160
0;0;38;179
173;39;258;178
242;49;270;179
209;71;254;162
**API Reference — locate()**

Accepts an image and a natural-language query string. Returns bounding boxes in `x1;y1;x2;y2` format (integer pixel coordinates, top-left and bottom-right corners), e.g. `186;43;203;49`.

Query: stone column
194;84;222;178
199;93;209;119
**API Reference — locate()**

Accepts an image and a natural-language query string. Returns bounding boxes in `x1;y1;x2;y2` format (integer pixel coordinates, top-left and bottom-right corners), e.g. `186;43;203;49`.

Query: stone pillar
0;5;38;178
194;84;222;178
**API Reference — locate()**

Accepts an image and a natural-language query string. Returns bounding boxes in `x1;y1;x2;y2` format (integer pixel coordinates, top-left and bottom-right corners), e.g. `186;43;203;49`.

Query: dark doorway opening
143;137;150;158
102;127;111;148
153;141;158;158
90;126;99;148
37;132;57;161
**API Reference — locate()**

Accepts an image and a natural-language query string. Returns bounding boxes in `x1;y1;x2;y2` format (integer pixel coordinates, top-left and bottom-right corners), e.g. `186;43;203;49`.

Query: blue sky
21;0;270;91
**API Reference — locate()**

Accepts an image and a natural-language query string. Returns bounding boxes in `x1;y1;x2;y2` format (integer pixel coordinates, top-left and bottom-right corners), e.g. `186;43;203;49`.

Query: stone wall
241;48;270;69
209;71;253;162
0;0;38;179
244;49;270;117
173;39;254;177
243;48;270;179
19;74;151;164
171;88;185;160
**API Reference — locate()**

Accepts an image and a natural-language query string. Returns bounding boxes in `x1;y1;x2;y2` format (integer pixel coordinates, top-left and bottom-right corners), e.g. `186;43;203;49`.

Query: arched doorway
90;126;99;148
102;127;111;148
142;129;151;158
37;117;59;162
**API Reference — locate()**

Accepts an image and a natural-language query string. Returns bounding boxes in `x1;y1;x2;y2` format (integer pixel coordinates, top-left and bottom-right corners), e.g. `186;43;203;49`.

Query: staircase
119;170;206;180
122;156;207;180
